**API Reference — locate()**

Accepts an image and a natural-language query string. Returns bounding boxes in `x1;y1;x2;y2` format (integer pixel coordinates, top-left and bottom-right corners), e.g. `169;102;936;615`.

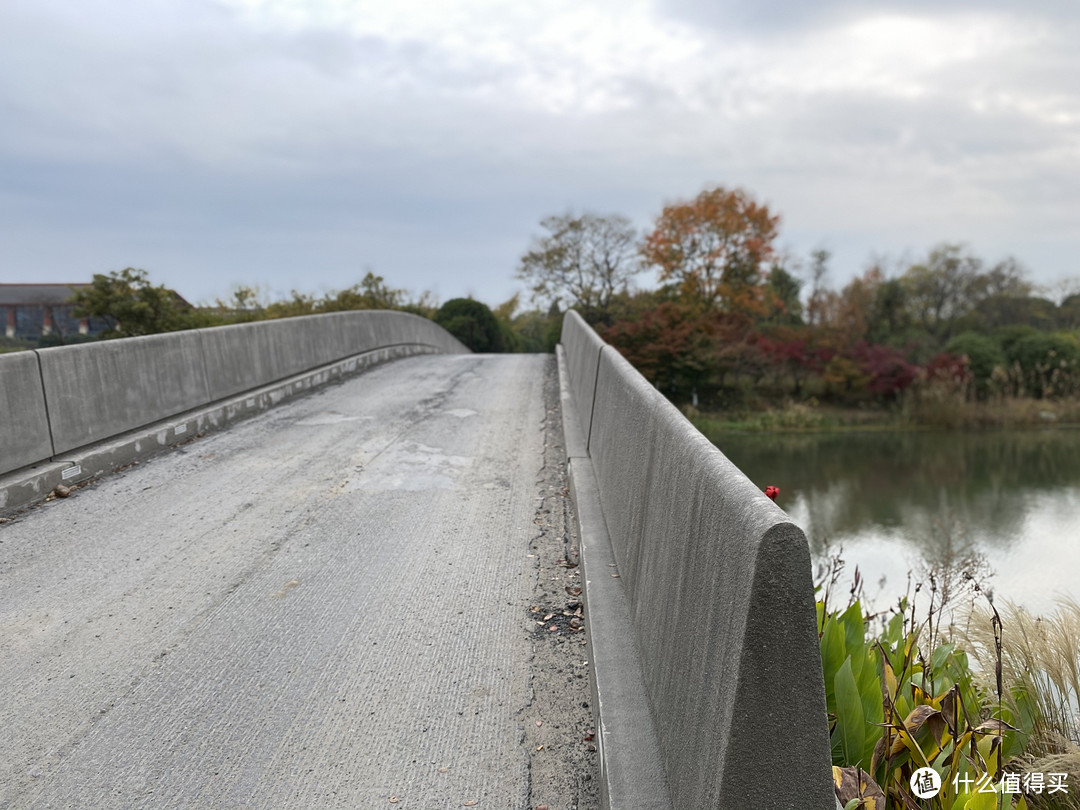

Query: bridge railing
559;310;834;810
0;311;468;502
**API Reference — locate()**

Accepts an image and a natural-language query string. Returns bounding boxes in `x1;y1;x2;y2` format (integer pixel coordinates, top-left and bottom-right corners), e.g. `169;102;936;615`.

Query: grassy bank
689;395;1080;433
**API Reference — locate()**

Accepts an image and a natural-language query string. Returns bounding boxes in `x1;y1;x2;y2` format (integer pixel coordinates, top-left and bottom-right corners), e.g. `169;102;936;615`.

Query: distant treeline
32;267;558;356
515;188;1080;416
37;184;1080;421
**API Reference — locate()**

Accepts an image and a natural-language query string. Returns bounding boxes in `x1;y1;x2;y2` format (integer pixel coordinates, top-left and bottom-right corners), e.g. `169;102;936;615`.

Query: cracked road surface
0;353;556;809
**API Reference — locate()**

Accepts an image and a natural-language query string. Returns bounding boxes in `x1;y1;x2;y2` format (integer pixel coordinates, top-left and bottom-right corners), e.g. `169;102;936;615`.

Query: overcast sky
2;0;1078;307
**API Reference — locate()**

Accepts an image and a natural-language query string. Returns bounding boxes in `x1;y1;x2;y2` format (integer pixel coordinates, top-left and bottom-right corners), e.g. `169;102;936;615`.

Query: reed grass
958;598;1080;808
903;392;1080;429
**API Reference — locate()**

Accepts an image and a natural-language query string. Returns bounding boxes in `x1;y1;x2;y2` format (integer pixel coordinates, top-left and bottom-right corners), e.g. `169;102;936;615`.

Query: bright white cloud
6;0;1070;166
216;0;707;115
747;13;1029;99
210;1;1050;118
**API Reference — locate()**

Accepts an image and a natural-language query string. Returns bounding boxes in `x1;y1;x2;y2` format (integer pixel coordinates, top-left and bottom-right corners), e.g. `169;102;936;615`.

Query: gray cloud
1;0;1079;305
656;0;1077;34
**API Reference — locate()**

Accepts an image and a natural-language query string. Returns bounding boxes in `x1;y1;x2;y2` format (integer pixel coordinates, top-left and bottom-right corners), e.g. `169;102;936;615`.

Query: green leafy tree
1058;292;1080;330
994;324;1040;359
954;257;1033;331
210;285;268;323
866;276;911;346
517;212;640;325
901;246;1037;344
805;248;832;328
506;308;560;353
264;291;318;319
320;272;404;312
492;293;564;353
434;298;508;353
72;268;192;338
489;294;524;352
946;332;1005;398
764;264;804;325
1007;332;1080;398
901;244;984;342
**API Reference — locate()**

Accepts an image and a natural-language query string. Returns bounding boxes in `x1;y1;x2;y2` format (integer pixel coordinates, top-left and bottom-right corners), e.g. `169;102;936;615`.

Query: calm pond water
706;427;1080;615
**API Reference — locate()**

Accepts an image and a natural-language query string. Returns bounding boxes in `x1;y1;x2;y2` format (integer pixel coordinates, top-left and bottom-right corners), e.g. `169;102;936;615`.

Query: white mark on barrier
174;423;187;436
62;465;82;481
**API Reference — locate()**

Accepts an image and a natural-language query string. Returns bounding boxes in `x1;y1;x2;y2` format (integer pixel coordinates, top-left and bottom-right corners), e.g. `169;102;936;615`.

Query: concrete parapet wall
559;310;833;809
1;311;468;479
39;330;213;455
559;308;606;449
0;352;54;475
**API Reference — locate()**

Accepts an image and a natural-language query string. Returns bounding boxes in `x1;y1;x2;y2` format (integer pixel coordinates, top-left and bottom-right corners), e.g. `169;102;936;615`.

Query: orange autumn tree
613;185;782;399
639;185;781;317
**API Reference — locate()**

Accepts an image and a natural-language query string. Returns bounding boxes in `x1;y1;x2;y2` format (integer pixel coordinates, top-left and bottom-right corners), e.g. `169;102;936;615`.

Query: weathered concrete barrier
0;310;468;488
559;310;834;810
39;330;212;456
0;352;54;475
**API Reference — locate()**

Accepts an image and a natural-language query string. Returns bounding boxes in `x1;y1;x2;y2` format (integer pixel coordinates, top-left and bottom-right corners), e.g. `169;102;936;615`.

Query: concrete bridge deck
0;353;588;809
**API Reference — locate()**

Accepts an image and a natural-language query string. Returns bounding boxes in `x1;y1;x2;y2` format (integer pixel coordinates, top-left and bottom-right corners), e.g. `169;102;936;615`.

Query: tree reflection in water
707;428;1080;613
